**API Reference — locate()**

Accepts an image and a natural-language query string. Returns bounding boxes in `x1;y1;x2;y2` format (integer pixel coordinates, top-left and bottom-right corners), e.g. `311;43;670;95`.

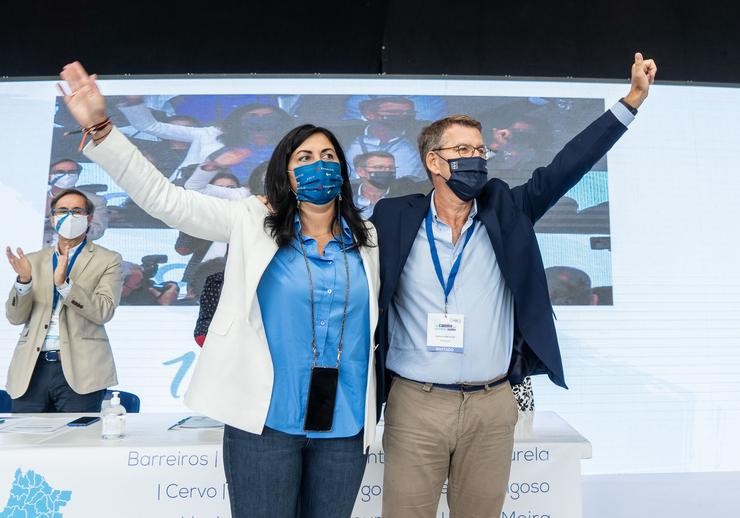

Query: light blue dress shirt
257;217;370;437
387;193;515;384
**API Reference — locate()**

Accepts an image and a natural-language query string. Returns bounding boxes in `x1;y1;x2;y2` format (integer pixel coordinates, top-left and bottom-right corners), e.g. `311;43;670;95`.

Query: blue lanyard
425;210;475;313
52;240;86;311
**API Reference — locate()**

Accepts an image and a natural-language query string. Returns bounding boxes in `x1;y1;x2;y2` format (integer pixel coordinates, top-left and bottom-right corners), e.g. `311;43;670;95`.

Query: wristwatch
619;97;638;115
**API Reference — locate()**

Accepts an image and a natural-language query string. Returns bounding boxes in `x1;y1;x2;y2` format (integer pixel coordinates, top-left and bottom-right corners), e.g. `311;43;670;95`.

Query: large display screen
1;75;738;478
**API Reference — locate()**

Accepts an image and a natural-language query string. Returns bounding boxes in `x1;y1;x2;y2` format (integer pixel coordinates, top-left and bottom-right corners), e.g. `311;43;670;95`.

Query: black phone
304;367;339;432
67;416;100;427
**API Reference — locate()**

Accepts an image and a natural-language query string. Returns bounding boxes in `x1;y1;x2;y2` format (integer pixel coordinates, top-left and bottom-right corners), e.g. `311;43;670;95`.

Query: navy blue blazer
370;109;629;414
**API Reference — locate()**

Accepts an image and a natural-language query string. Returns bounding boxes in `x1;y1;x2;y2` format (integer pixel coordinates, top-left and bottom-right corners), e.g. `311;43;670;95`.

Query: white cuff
56;280;73;299
610;101;636;127
15;280;32;295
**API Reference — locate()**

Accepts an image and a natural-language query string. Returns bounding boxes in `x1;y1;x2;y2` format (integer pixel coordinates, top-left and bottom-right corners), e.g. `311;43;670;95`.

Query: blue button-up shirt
257;217;370;437
387;193;514;384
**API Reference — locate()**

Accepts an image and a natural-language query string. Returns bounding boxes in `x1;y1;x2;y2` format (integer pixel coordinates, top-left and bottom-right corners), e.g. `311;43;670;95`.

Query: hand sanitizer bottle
101;391;126;439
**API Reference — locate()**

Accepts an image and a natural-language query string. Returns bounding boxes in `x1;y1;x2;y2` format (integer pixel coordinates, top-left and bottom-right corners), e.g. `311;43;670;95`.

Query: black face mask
378;114;414;132
444;156;488;201
367;171;396;190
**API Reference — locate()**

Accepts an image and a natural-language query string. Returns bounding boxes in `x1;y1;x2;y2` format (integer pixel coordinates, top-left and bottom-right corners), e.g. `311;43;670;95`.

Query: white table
0;411;589;517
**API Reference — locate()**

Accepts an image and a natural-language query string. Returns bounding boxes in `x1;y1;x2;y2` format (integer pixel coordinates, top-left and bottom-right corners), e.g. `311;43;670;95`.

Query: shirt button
320;320;326;326
327;288;333;294
328;260;334;264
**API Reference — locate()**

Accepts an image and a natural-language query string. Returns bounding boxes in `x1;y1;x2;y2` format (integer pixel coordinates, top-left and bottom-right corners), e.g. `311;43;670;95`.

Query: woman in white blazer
60;62;380;518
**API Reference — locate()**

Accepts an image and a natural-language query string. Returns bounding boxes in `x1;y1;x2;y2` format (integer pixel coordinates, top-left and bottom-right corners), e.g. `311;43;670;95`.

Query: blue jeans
223;425;367;518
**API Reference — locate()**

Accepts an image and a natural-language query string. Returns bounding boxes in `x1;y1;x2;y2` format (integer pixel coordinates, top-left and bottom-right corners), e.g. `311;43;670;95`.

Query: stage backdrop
1;75;739;485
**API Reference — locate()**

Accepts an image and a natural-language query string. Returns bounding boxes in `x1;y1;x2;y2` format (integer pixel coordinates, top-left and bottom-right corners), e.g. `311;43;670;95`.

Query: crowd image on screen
48;93;613;306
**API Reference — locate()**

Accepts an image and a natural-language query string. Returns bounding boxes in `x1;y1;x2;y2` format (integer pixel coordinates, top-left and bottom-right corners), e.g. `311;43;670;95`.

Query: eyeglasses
51;207;88;217
432;144;492;160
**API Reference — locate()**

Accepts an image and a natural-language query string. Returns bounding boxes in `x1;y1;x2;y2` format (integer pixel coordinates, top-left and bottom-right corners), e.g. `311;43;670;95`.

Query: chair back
0;390;11;413
103;390;140;413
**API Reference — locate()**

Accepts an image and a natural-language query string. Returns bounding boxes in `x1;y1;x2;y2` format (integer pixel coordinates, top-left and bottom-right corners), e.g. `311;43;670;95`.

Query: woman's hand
59;61;109;128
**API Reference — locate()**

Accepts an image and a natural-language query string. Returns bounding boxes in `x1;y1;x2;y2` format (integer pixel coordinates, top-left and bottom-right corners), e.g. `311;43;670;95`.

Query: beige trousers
382;376;519;518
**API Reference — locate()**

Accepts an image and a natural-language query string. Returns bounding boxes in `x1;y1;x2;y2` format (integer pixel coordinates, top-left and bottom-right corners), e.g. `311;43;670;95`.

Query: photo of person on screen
351;151;431;219
43;158;109;247
345;96;427;180
116;96;292;183
478;100;556;186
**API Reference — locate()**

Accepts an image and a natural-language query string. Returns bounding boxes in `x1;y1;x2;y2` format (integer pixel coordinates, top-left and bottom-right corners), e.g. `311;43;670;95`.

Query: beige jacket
4;242;122;398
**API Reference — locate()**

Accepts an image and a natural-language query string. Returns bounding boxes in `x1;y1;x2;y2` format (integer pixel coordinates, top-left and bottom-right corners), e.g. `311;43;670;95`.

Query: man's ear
426;151;444;179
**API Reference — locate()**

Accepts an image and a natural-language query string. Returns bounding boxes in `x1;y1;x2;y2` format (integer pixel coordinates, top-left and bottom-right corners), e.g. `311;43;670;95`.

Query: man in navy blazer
370;53;657;517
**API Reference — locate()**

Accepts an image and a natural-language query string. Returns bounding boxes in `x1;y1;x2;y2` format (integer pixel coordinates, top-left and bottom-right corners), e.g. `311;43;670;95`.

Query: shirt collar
55;240;85;256
430;190;478;225
294;213;354;246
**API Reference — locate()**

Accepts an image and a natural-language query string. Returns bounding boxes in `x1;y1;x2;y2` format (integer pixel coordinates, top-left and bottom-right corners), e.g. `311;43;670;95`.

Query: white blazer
86;128;380;449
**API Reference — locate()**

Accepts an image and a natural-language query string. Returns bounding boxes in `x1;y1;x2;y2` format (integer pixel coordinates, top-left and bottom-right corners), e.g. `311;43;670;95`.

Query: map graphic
0;469;71;517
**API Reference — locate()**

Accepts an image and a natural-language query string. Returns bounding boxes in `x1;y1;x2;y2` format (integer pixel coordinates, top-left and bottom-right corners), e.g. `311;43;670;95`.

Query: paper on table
168;416;223;430
0;417;72;434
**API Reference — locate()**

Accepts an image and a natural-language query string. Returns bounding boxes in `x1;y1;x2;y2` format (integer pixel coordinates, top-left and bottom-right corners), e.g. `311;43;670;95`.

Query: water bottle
101;391;126;439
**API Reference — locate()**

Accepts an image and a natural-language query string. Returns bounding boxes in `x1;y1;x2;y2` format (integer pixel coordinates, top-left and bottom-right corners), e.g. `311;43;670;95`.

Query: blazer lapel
69;241;95;281
359;243;379;328
398;193;432;269
475;201;508;277
40;247;55;311
381;194;431;308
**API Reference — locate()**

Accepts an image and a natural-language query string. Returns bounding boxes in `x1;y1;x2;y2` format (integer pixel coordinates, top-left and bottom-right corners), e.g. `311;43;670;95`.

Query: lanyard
297;224;350;369
425;210;475;314
52;240;86;311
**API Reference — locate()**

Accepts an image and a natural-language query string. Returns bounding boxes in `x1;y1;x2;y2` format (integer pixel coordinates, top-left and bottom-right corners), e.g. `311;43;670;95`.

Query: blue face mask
293;160;344;205
445;156;488;201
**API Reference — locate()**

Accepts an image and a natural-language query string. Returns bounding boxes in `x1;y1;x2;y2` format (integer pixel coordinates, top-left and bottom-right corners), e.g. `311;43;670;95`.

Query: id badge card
45;313;61;343
427;313;465;353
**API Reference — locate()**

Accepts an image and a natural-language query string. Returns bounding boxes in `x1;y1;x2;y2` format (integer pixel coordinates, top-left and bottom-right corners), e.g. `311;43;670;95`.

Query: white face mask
49;173;79;190
53;213;88;240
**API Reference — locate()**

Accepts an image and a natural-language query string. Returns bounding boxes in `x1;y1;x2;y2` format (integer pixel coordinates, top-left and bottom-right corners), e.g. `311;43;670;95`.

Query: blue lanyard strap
425;210;475;313
52;240;86;311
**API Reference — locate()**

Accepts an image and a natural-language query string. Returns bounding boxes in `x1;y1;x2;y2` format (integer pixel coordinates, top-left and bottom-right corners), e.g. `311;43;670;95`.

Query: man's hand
624;52;658;109
6;247;32;283
54;244;70;287
59;61;109;129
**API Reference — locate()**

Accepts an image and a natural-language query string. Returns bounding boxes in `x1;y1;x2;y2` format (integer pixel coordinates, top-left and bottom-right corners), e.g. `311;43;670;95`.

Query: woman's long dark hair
264;124;371;249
